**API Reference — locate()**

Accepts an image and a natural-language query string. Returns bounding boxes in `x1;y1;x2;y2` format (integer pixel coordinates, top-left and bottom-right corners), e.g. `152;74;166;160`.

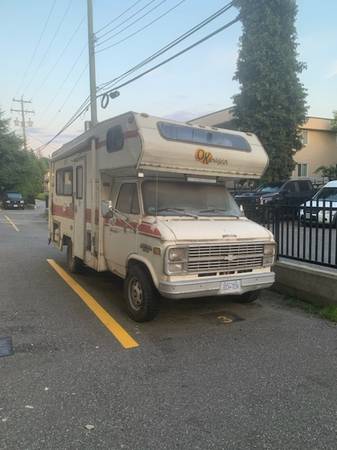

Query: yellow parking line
47;259;139;349
4;215;19;232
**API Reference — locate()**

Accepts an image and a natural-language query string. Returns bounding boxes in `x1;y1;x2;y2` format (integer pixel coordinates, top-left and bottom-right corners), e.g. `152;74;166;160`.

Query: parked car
299;180;337;224
235;179;314;209
1;192;25;210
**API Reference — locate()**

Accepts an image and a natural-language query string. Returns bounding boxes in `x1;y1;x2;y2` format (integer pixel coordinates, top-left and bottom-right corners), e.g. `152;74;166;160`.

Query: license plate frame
220;280;241;294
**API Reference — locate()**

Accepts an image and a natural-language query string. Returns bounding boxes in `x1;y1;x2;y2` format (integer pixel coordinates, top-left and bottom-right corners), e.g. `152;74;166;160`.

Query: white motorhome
49;112;275;321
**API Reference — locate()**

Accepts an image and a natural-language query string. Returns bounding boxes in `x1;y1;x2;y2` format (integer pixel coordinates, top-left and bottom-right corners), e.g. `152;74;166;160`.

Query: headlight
168;247;188;262
20;200;24;204
263;243;276;267
264;243;276;256
6;200;10;203
165;247;188;274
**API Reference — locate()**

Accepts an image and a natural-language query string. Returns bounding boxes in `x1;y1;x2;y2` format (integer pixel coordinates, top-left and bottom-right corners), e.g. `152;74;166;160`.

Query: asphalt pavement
1;205;337;450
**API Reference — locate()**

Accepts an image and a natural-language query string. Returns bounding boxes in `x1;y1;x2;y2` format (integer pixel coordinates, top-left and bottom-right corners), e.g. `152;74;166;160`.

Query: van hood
157;217;273;242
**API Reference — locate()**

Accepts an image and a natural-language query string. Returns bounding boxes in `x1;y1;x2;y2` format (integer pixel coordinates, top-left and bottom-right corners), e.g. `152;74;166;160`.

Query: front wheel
236;290;259;304
124;265;159;322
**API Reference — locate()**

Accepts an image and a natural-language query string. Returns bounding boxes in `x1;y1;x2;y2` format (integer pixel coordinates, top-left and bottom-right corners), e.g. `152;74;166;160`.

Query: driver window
116;184;140;214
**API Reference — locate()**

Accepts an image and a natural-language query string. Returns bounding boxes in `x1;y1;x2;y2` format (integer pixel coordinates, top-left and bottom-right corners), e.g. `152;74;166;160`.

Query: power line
43;65;89;130
96;0;167;47
96;1;233;84
98;15;239;107
35;15;239;152
96;0;145;35
39;46;87;117
23;0;73;95
96;0;189;54
15;0;57;97
31;17;85;100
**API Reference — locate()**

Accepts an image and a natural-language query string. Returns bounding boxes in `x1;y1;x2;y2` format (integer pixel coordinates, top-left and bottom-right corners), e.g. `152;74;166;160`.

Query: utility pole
11;97;35;150
86;0;98;265
87;0;97;126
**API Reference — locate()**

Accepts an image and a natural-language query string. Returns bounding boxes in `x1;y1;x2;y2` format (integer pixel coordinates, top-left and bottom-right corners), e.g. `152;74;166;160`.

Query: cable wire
36;15;239;151
31;17;85;100
24;0;73;95
39;46;87;118
97;1;233;86
96;0;168;47
96;0;189;54
96;0;145;35
98;16;239;108
15;0;57;96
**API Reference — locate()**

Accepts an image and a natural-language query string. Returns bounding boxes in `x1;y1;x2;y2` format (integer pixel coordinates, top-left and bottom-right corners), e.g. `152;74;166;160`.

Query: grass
286;297;337;323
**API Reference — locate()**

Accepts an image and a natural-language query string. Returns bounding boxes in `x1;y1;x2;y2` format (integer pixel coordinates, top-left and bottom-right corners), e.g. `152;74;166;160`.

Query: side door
73;162;85;259
104;183;140;277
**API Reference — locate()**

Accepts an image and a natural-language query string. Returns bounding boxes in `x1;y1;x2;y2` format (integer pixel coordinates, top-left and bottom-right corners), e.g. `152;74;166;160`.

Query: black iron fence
243;202;337;269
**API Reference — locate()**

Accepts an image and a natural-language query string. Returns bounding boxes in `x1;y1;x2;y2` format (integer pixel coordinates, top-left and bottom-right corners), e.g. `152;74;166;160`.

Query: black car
235;179;314;209
2;192;25;210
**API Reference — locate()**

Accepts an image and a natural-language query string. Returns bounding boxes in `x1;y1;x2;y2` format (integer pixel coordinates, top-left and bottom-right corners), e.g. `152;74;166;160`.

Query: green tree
331;111;337;132
232;0;307;181
314;165;337;181
0;110;48;201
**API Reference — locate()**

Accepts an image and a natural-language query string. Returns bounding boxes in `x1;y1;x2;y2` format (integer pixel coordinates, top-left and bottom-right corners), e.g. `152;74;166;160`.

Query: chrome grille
187;243;264;274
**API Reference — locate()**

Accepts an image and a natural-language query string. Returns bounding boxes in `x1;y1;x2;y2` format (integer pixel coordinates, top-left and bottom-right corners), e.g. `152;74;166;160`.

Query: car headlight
263;243;276;267
6;200;10;203
168;247;188;262
20;200;24;204
165;247;188;274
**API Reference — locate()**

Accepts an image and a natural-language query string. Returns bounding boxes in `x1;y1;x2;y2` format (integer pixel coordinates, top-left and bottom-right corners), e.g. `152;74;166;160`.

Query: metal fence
244;202;337;269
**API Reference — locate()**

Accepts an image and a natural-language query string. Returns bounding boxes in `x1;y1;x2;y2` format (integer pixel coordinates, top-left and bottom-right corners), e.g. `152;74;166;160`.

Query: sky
0;0;337;156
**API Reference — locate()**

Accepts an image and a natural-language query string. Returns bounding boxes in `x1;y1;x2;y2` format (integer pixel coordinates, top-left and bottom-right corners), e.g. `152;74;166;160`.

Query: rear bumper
158;272;275;299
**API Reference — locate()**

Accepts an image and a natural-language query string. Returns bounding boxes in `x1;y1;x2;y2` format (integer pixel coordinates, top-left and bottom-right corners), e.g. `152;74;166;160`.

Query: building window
297;163;308;177
55;168;73;196
301;130;308;145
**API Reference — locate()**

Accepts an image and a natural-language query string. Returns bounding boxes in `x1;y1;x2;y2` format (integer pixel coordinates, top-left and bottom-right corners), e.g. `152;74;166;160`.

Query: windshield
142;181;241;217
6;193;22;200
313;187;337;202
257;183;283;194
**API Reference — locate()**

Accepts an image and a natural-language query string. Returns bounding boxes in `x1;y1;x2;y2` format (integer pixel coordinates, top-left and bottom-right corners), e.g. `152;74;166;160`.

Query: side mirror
101;200;113;218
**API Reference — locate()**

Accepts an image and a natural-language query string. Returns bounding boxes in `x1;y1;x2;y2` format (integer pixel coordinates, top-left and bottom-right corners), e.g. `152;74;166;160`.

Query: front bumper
158;272;275;299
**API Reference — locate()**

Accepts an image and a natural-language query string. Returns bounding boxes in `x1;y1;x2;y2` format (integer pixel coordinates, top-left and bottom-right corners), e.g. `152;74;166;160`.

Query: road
1;206;337;450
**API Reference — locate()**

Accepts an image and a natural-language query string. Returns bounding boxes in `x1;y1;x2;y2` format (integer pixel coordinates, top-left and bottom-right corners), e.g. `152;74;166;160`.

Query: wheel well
62;235;71;246
127;259;156;285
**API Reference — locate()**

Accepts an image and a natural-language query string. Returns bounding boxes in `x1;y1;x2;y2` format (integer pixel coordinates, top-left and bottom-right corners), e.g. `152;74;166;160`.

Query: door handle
110;227;121;233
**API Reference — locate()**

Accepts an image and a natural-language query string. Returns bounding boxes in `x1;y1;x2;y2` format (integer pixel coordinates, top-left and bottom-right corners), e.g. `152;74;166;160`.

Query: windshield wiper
156;208;198;218
199;208;239;217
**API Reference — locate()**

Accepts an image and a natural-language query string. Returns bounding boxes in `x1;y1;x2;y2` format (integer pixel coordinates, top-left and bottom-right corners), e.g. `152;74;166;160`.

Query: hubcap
128;277;144;311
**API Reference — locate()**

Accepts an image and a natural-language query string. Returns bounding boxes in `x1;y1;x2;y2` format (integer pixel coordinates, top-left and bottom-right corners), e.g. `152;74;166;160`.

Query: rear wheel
66;241;83;273
124;265;159;322
236;290;259;304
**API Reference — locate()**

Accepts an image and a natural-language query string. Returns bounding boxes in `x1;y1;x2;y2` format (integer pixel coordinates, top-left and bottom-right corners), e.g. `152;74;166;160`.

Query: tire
236;290;259;304
66;241;83;273
124;265;159;322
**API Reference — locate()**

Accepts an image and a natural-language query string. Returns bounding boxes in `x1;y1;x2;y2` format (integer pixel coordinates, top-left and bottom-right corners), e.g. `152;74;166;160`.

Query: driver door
103;183;140;277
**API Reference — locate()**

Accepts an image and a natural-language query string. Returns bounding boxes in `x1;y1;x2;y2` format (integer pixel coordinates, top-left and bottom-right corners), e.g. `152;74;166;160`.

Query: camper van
49;112;275;321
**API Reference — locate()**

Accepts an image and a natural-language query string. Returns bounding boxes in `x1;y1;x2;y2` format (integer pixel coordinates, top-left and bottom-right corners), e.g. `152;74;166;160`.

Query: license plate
220;280;241;293
13;204;18;208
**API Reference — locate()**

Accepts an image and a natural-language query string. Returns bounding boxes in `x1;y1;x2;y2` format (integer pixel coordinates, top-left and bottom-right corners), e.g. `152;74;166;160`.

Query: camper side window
107;125;124;153
56;168;73;196
116;184;140;214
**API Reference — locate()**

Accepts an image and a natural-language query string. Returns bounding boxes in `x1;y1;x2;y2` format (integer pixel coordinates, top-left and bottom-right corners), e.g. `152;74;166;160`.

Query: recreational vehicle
49;112;275;321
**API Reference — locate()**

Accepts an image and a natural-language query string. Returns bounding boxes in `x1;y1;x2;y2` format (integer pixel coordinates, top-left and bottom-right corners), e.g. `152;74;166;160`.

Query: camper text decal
195;149;228;167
